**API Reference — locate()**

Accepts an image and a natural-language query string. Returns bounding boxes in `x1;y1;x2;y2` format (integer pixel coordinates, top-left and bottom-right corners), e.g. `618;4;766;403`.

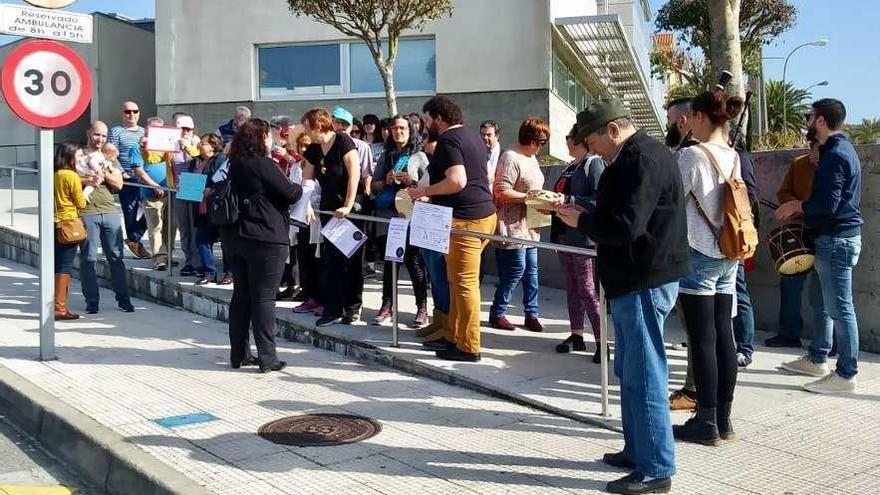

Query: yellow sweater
54;169;87;223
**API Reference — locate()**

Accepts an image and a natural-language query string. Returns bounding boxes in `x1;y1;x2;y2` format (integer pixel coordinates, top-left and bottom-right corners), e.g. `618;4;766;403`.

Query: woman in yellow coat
54;141;87;320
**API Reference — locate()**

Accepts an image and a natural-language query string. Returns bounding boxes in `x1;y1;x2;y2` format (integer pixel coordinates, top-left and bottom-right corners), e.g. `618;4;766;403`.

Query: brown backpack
691;144;759;260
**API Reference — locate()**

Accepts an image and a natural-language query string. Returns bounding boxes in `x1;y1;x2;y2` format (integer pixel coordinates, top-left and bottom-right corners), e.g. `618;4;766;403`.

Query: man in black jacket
558;99;690;495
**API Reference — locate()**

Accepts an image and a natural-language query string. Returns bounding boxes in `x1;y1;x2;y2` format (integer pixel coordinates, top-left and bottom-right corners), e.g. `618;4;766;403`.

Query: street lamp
805;80;829;92
782;39;829;129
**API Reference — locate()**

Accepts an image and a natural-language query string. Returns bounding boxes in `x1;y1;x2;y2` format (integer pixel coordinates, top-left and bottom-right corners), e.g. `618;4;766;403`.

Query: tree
847;118;880;145
656;0;797;74
765;80;809;133
707;0;744;97
286;0;454;116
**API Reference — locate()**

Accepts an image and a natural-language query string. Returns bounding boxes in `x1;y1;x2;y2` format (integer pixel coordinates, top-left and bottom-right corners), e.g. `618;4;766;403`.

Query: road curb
0;364;213;495
0;225;621;434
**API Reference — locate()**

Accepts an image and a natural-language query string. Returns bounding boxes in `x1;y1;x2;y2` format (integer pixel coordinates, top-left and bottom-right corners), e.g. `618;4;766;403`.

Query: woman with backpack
673;89;746;446
224;119;302;373
192;133;232;285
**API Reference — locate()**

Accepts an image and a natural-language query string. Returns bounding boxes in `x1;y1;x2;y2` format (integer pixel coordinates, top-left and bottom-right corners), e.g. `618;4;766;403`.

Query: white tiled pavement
2;260;880;494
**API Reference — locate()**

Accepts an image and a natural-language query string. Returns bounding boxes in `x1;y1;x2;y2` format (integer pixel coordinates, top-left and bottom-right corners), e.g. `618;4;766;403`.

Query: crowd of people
51;89;864;493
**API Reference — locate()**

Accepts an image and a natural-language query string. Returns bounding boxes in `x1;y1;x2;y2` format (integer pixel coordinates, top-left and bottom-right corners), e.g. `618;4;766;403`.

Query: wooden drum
767;223;814;275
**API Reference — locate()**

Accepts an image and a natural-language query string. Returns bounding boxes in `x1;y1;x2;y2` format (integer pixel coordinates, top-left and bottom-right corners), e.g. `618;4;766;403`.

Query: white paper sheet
409;201;453;254
385;217;409;262
290;180;315;228
146;126;183;152
320;217;367;258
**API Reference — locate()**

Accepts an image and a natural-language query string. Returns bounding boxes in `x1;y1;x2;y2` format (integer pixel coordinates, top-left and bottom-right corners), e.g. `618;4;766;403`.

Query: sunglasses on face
123;109;139;115
535;139;548;146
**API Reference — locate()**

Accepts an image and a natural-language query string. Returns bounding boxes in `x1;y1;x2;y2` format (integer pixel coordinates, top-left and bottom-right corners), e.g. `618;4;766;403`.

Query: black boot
717;401;735;441
673;406;720;446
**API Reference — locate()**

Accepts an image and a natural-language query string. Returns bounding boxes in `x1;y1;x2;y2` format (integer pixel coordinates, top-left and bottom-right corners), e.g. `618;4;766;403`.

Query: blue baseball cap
331;107;354;125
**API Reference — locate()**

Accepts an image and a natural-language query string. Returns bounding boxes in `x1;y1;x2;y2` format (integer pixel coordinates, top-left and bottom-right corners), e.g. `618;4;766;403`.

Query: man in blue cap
558;99;689;494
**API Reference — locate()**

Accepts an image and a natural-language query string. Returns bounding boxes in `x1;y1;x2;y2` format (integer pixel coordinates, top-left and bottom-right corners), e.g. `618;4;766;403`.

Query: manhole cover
258;414;382;446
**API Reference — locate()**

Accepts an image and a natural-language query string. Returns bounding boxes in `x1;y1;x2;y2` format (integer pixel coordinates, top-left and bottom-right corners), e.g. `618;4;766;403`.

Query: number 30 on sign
1;40;92;129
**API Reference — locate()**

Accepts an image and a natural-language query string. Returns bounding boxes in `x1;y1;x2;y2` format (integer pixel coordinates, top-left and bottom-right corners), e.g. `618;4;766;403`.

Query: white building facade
155;0;663;160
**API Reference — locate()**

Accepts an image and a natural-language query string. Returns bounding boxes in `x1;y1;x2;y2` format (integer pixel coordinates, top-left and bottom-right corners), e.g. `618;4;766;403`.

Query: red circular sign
1;40;92;129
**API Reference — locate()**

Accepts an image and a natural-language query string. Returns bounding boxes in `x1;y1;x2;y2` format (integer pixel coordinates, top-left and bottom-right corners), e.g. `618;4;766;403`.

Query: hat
175;115;195;129
331;107;354;125
574;99;631;142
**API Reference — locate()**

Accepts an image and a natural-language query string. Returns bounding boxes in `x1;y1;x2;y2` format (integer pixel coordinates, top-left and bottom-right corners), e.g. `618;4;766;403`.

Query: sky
648;0;878;123
1;0;876;123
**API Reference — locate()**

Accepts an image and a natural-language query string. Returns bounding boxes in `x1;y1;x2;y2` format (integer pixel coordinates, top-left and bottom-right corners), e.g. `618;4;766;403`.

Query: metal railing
0;164;39;226
0;169;614;418
318;209;613;419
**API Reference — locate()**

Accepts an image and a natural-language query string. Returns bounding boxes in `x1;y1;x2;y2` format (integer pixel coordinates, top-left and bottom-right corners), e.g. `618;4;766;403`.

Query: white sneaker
803;372;857;394
780;355;829;377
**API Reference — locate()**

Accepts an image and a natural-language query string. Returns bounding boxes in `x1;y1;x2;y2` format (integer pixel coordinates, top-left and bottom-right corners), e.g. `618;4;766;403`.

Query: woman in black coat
225;119;302;373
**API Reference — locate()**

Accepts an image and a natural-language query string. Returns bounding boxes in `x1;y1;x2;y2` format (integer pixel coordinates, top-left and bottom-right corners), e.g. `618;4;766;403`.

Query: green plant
754;130;803;151
846;118;880;145
766;80;810;134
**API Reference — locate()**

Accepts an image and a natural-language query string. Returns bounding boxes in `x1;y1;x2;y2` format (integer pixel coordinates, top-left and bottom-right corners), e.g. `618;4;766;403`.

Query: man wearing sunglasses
109;101;150;259
776;98;863;394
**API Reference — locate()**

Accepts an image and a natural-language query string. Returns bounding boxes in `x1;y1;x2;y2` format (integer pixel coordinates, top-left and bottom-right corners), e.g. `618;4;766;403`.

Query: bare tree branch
287;0;453;115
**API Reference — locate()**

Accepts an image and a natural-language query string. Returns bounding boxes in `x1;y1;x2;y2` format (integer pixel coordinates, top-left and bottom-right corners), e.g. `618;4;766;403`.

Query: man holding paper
408;96;497;363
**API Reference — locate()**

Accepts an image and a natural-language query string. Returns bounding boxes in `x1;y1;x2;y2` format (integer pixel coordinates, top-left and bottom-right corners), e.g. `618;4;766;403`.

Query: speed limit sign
1;39;92;129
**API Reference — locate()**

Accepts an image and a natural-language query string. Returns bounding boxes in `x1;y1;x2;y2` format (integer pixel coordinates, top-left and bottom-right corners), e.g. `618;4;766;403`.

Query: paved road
0;414;94;495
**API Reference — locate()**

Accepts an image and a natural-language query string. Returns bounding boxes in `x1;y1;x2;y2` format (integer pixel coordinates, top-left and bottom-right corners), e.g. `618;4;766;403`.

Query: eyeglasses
535;139;549;146
123;109;139;115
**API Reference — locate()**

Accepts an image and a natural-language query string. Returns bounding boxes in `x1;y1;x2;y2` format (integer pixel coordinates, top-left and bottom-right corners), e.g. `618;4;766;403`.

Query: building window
551;54;592;111
258;38;435;100
350;39;436;94
258;44;342;98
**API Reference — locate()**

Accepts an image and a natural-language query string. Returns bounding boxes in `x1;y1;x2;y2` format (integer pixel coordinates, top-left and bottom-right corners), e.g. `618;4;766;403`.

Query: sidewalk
1;177;877;430
3;259;880;494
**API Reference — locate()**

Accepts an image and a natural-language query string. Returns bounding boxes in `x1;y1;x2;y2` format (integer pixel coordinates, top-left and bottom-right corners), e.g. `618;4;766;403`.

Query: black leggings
381;243;428;306
295;229;321;303
679;294;738;408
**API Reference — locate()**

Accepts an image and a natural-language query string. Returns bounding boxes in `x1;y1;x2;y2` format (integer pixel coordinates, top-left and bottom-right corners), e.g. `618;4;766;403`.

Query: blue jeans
196;223;229;280
778;271;823;340
679;249;737;296
80;213;131;308
422;248;449;313
733;262;756;358
610;281;679;479
119;184;146;243
809;235;861;379
490;247;539;318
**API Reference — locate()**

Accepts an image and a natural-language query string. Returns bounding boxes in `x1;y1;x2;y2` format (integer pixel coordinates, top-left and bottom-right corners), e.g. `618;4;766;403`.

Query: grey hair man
215;105;252;146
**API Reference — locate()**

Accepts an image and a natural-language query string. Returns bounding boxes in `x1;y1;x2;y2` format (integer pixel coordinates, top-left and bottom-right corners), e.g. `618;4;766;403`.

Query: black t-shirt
428;126;495;219
304;132;359;213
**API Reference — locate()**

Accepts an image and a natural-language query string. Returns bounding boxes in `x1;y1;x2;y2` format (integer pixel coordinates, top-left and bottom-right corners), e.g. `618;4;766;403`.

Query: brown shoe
54;274;80;320
489;315;516;331
524;316;543;333
126;240;151;259
669;389;697;412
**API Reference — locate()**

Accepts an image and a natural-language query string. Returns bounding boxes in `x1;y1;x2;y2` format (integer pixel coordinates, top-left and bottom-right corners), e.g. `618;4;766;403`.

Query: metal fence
0;170;615;418
317;209;612;418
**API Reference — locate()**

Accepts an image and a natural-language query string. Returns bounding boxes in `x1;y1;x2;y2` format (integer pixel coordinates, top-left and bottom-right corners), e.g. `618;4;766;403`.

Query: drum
767;223;814;275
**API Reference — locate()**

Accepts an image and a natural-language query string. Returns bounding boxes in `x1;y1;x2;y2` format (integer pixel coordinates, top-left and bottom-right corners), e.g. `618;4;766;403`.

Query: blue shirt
108;125;145;173
803;133;863;237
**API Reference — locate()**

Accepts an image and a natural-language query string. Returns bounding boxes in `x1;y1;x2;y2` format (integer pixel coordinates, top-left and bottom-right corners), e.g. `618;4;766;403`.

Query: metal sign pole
391;261;399;348
38;128;55;361
599;281;609;418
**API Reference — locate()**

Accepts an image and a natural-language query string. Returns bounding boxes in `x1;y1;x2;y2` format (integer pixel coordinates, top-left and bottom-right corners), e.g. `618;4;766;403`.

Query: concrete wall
91;14;156;125
749;144;880;351
158;89;550;153
548;92;577;161
155;0;553;106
